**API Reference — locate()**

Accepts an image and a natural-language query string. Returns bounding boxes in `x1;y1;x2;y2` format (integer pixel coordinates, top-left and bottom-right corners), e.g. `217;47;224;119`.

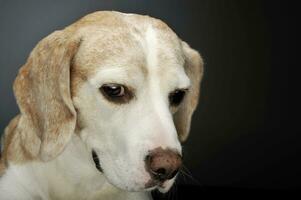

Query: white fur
145;25;158;70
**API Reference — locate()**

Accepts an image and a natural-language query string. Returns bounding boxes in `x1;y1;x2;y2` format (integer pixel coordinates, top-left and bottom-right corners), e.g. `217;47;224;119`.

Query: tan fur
174;42;204;142
3;31;81;164
0;115;22;175
1;115;33;164
0;11;203;177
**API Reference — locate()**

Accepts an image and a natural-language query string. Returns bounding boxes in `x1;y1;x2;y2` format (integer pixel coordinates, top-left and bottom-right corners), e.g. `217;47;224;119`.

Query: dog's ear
13;30;81;161
174;41;204;142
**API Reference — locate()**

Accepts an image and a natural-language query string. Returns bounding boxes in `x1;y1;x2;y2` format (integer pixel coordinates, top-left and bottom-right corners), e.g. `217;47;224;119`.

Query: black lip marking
92;150;103;173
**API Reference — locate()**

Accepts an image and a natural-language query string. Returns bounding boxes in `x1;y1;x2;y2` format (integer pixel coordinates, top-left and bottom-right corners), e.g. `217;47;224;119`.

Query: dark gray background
0;0;294;190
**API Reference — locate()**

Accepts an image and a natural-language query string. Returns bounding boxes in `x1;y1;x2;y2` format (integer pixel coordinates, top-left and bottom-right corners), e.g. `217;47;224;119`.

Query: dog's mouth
92;150;103;173
145;179;173;194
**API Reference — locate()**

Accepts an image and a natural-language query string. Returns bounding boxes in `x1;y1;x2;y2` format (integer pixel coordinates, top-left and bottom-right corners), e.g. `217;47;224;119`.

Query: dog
0;11;203;200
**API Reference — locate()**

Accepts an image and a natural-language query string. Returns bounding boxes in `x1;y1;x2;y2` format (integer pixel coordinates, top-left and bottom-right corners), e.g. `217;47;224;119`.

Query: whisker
179;165;202;187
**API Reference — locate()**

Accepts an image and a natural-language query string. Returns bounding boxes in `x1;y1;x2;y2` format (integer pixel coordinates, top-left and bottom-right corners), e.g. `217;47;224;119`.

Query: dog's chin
102;172;154;192
108;181;152;192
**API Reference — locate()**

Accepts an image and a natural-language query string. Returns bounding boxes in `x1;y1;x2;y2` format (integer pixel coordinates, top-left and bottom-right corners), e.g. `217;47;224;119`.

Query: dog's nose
145;148;182;182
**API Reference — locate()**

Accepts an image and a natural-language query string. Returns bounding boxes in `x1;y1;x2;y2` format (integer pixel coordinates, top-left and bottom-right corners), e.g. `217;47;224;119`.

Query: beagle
0;11;203;200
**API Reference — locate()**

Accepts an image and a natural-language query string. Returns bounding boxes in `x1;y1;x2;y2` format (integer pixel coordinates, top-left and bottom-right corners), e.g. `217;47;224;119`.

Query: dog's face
13;12;203;193
72;21;191;192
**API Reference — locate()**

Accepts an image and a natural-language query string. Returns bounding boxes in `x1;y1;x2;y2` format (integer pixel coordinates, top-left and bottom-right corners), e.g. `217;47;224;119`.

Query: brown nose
145;147;182;182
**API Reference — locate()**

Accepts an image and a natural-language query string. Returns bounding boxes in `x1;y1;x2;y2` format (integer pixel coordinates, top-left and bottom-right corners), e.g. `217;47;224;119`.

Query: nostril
155;168;166;176
152;168;168;181
152;167;179;181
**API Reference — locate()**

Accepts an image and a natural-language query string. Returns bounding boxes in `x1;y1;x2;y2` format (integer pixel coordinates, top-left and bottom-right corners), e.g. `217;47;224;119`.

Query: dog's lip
145;179;166;191
145;183;168;193
91;150;103;173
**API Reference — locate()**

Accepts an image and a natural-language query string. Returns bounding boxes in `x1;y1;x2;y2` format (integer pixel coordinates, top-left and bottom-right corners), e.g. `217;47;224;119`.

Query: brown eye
101;84;124;97
100;83;133;104
169;89;187;106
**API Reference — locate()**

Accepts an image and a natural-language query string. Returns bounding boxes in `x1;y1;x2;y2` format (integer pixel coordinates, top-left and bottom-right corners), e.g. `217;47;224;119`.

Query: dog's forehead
72;12;185;80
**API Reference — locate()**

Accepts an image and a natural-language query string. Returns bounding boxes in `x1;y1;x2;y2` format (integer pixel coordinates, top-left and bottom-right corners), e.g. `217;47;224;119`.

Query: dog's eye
101;84;124;97
169;89;187;106
100;83;133;104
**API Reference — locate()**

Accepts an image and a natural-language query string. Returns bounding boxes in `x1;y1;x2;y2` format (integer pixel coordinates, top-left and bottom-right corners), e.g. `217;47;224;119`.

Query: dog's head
13;11;203;193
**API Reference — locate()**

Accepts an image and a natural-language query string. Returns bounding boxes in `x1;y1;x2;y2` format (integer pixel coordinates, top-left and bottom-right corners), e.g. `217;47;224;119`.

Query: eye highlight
169;89;187;106
100;83;133;104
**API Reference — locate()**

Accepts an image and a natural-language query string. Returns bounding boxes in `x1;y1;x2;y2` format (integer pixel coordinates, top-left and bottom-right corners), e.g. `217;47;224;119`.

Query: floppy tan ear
13;30;81;161
174;41;204;142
